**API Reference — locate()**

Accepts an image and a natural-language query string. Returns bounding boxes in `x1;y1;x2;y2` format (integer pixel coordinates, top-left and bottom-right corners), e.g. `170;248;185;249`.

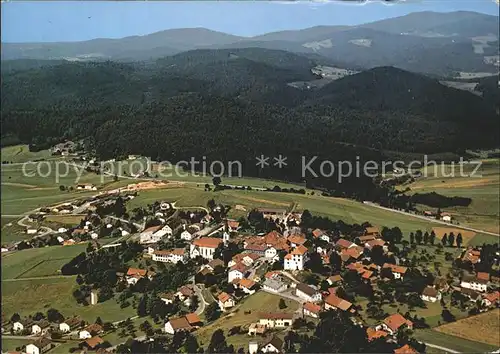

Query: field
2;276;137;323
402;160;500;235
434;309;500;347
414;329;498;353
1;338;32;352
126;185;478;238
1;217;32;244
195;291;298;349
2;244;87;279
1;144;52;163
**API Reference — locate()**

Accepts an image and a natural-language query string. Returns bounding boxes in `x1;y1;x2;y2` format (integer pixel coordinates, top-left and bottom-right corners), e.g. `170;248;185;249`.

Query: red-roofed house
284;245;308;271
303;302;322;318
228;262;250;282
482;291;500;307
324;294;352;312
377;314;413;335
190;237;223;260
218;292;235;311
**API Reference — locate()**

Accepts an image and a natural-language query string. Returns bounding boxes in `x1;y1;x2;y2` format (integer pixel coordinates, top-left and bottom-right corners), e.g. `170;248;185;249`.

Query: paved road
363;201;500;237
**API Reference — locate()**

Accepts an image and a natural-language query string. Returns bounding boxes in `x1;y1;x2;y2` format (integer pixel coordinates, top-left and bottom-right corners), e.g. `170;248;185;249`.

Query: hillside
2;11;498;77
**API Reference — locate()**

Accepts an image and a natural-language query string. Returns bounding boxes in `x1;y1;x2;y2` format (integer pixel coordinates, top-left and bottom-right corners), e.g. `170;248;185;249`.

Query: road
3;275;71;282
423;342;460;353
363;201;500;237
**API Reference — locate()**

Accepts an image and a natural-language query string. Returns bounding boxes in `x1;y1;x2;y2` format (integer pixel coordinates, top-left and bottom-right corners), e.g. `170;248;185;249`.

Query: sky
1;0;499;43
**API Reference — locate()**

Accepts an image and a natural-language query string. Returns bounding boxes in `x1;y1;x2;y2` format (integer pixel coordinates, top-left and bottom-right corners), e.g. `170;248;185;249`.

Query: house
287;234;307;248
258;336;284;353
26;228;38;235
327;274;343;286
190;237;223;260
461;274;488;292
31;320;51;335
382;263;408;280
284;245;308;271
377;314;413;335
364;226;381;238
140;225;172;244
180;229;194;241
462;248;481;264
324;294;352;312
82;336;104;351
125;267;148;285
25;338;52;354
175;285;195;305
366;327;389;342
259;313;294;328
185;313;203;328
434;277;450;293
335;239;355;250
394;344;418;354
201;258;225;273
218;292;236;311
13;320;32;332
152;248;187;263
312;229;330;242
228;262;250;283
303;302;322;318
79;323;103;339
248;323;267;336
482;291;500;307
243;253;261;266
76;184;97;191
164;317;192;335
257;208;287;221
440;213;452;222
226;219;240;232
365;239;387;251
238;278;258;295
460;287;482;301
295;283;322;303
421;286;442;302
263;278;287;293
60;317;82;333
340;247;364;262
159;292;175;305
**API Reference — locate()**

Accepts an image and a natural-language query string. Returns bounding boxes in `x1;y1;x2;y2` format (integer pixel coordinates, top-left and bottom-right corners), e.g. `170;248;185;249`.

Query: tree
139;320;154;337
409;232;415;244
208;329;233;353
329;252;342;272
137;294;149;317
415;230;423;244
392;227;403;244
423;231;429;245
10;313;20;323
430;230;436;245
184;333;200;353
204;183;211;191
207;199;216;211
47;308;64;323
441;309;456;322
95;317;103;326
441;233;448;246
205;302;220;322
448;232;455;247
59;185;66;191
33;312;45;321
212;176;222;187
279;298;287;309
456;233;463;248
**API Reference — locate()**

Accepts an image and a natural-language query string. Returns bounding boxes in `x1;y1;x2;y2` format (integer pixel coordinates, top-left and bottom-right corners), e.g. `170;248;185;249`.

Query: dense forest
1;48;499;198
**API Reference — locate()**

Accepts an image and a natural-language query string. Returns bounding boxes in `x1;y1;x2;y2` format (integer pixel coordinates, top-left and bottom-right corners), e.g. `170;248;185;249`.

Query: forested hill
1;48;499;168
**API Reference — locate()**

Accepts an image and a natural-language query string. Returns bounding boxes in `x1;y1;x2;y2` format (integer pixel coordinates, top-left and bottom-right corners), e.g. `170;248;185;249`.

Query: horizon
1;1;499;44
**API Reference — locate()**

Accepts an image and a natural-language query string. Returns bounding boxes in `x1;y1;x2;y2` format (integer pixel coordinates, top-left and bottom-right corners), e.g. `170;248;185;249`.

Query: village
1;181;499;354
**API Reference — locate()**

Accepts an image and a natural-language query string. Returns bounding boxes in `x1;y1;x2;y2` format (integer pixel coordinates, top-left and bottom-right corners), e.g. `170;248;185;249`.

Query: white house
421;286;442;302
59;317;81;333
78;324;103;339
284;245;308;271
164;316;192;335
13;321;29;332
263;278;287;293
152;249;187;263
218;292;235;311
189;237;222;260
376;314;413;335
25;339;52;354
228;263;249;283
461;274;488;292
140;225;172;244
265;247;278;259
58;227;68;233
295;283;322;303
31;321;50;335
26;228;38;235
302;302;322;318
181;230;194;241
259;313;294;328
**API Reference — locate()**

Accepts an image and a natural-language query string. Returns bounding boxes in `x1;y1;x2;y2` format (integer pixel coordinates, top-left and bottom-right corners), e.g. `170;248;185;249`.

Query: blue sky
1;0;498;43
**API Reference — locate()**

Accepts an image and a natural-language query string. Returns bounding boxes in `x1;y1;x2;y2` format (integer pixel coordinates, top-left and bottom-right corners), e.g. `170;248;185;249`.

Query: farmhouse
324;294;352;312
152;248;187;263
382;263;408;280
312;229;330;242
259;313;294;328
164;317;192;335
201;258;225;272
31;320;50;335
377;314;413;335
228;262;250;283
364;226;380;238
248;323;267;336
190;237;223;260
125;267;149;285
238;278;258;295
263;278;287;293
25;338;52;354
140;224;172;244
257;208;287;220
79;323;103;339
287;234;307;248
335;239;355;250
303;302;322;318
175;285;195;305
295;283;322;303
218;292;236;311
81;336;104;351
284;245;308;271
60;317;82;333
13;320;32;332
461;274;488;292
421;286;442;302
367;327;389;342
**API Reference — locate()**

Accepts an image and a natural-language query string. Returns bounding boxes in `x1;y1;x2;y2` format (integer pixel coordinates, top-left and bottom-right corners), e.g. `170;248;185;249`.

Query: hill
2;11;498;76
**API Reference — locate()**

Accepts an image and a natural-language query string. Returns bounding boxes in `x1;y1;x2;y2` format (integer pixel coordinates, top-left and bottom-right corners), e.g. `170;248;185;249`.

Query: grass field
1;244;87;279
1;144;52;163
127;186;467;238
414;329;498;352
402;160;500;234
1;338;32;352
2;276;137;323
1;217;32;244
434;309;500;347
195;291;298;349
